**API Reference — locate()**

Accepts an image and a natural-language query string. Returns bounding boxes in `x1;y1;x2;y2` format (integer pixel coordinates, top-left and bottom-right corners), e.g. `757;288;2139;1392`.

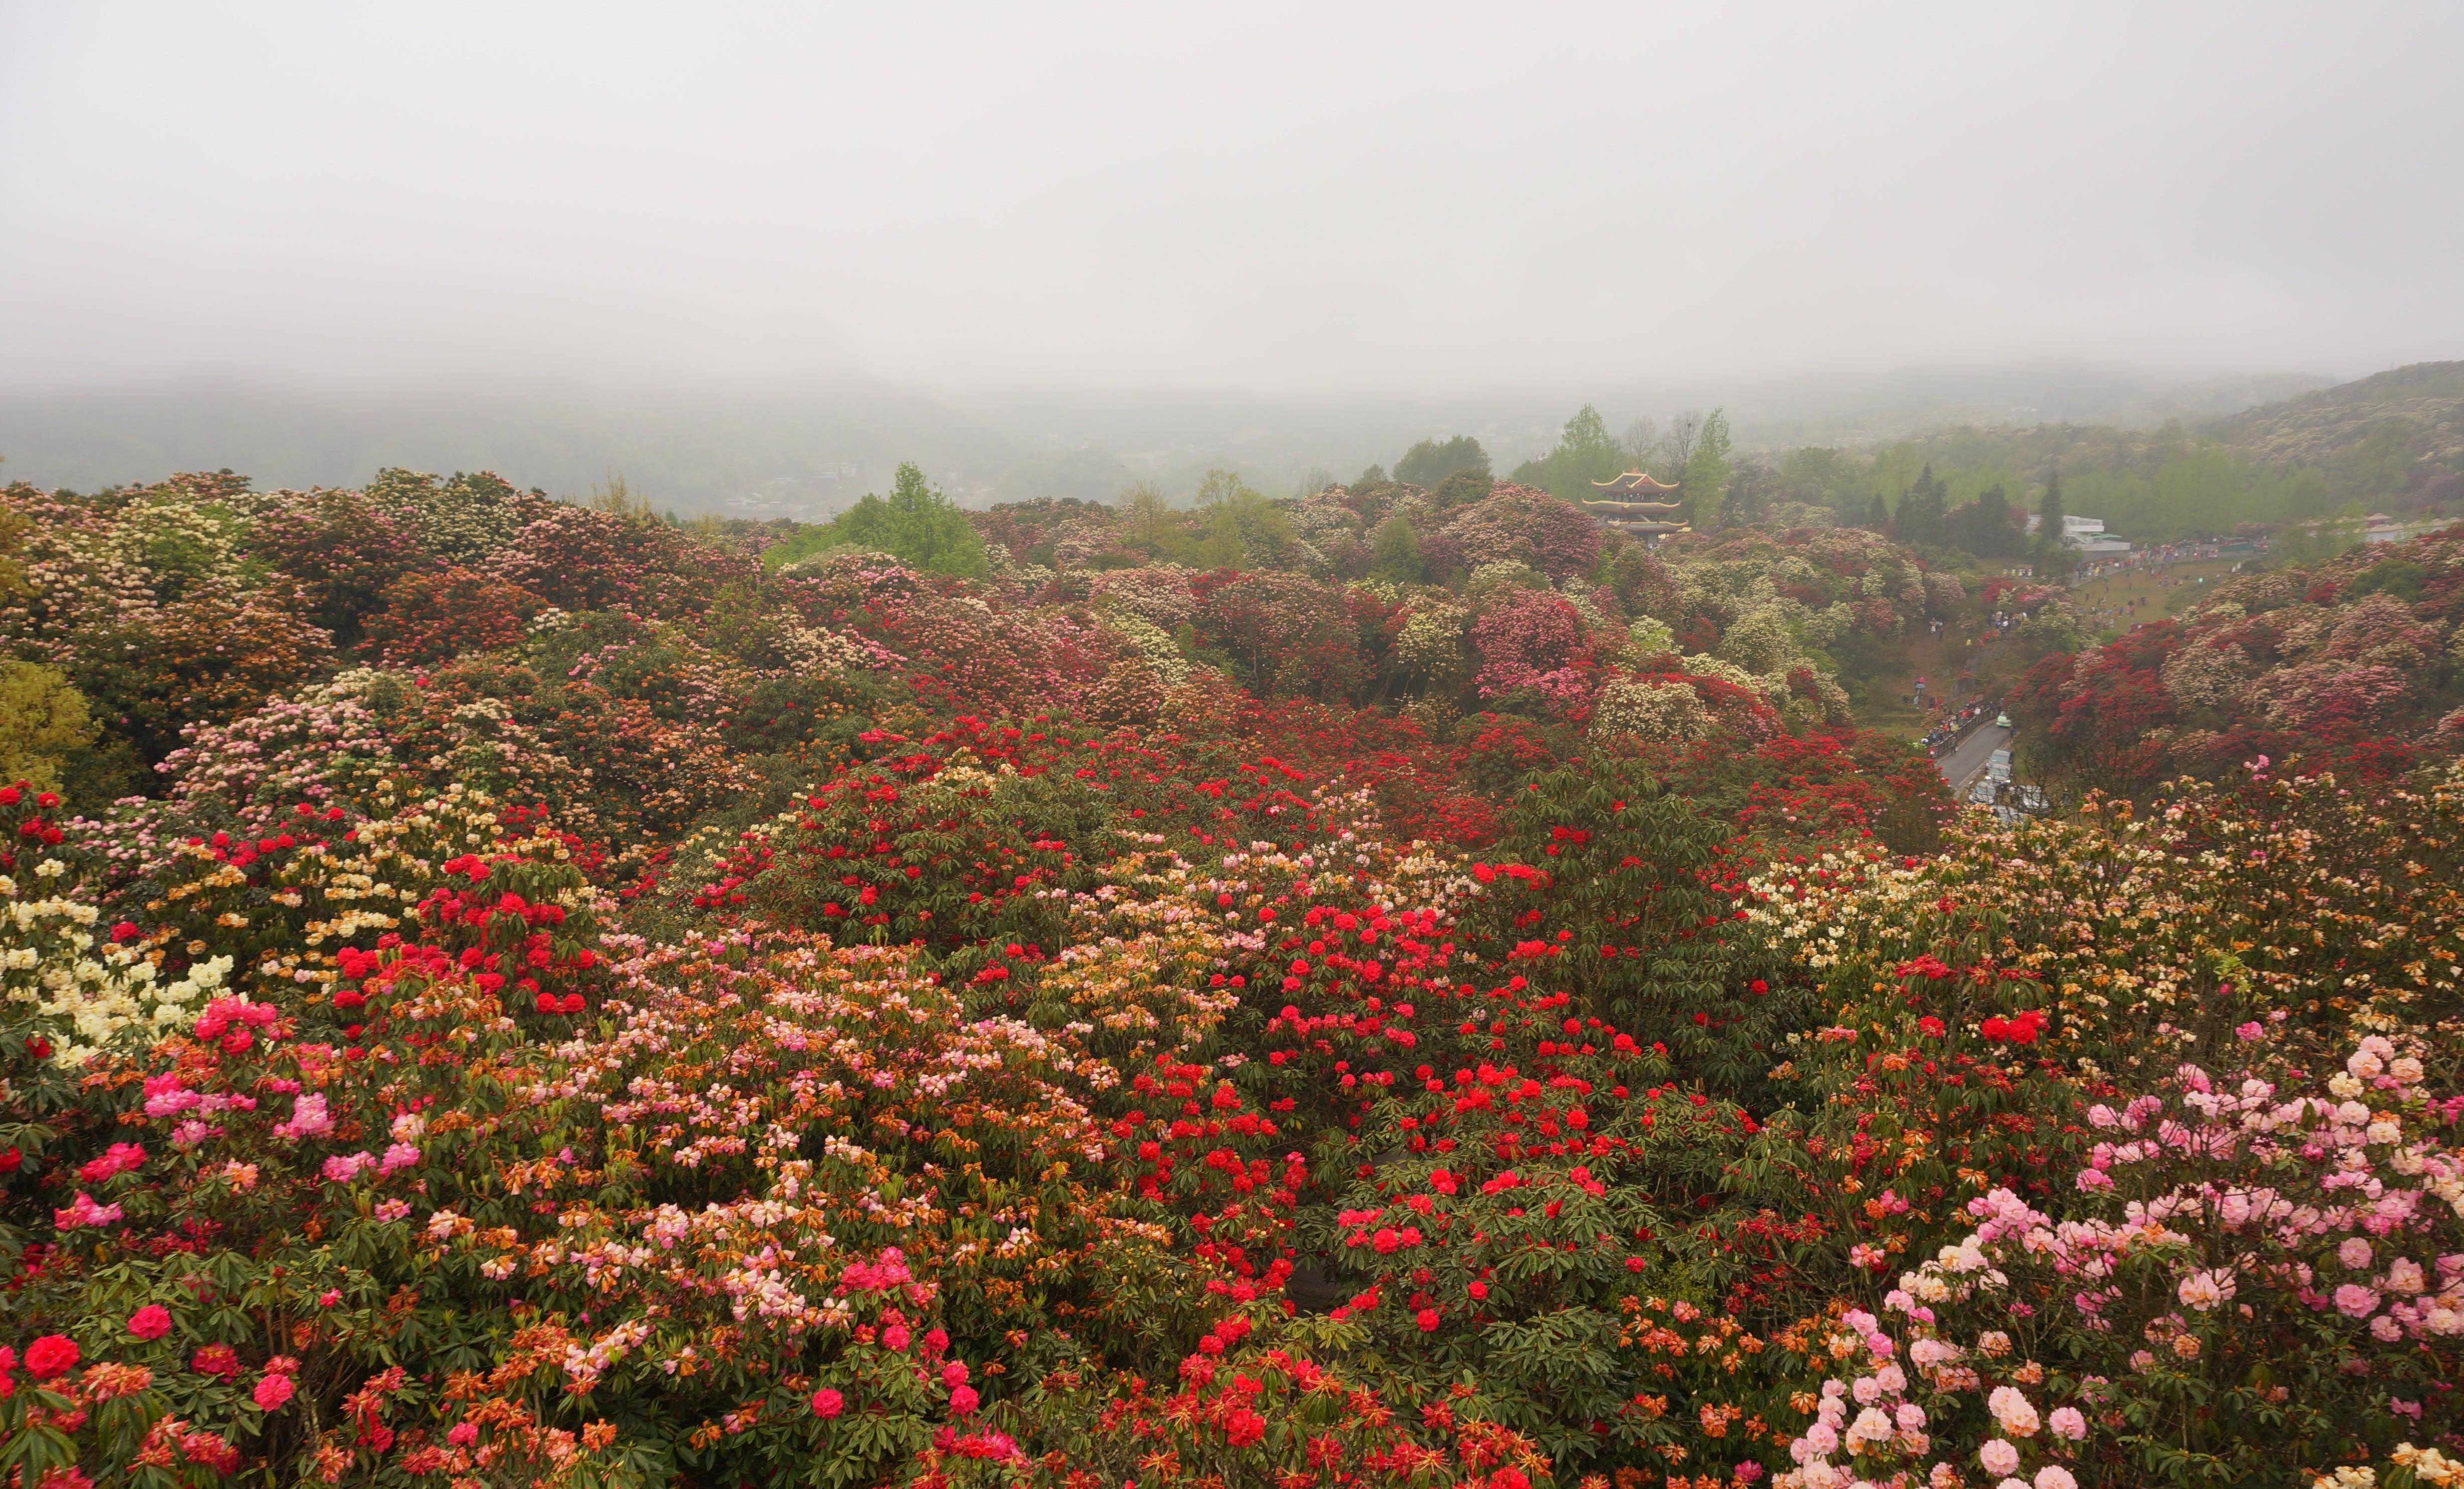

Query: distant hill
2;363;2445;519
1726;367;2334;449
995;445;1140;504
0;380;1021;520
2209;360;2464;467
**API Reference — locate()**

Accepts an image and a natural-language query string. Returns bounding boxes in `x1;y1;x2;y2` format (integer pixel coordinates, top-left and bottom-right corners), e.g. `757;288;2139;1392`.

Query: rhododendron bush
3;468;2456;1487
1779;1026;2464;1489
2015;526;2464;795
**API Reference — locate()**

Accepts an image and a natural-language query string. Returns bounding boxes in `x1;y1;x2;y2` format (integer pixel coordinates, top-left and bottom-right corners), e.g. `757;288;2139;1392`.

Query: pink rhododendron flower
54;1192;124;1229
273;1092;333;1140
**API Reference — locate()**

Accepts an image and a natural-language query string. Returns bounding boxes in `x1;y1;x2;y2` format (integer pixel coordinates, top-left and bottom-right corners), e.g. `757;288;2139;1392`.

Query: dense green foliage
766;463;991;578
1395;438;1492;490
1510;406;1630;503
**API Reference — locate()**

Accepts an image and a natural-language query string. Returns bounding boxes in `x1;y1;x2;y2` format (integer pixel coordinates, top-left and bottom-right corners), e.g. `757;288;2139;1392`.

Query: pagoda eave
1592;469;1682;497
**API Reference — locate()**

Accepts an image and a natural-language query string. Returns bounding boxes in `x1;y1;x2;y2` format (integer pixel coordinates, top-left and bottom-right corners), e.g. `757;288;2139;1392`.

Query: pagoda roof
1593;470;1680;495
1583;499;1683;516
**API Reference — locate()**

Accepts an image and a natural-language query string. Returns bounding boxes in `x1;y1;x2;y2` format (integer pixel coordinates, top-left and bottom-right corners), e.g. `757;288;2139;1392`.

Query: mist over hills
2212;361;2464;468
1;364;2346;519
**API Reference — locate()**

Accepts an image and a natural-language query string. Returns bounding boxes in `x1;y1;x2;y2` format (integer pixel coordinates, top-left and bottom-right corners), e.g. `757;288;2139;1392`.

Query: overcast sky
4;2;2460;397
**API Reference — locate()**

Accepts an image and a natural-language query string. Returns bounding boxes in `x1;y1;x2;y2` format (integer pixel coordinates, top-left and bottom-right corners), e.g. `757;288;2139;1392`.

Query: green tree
1657;411;1704;476
1953;482;2024;557
1723;458;1771;527
1368;514;1424;584
0;509;29;600
2329;419;2416;503
1394;435;1491;488
1511;404;1629;502
1430;468;1493;510
1193;469;1295;570
765;462;989;578
1776;446;1864;514
587;471;665;526
1119;482;1177;556
2034;470;2077;580
1354;463;1388;486
1680;408;1732;528
0;661;98;792
1895;463;1950;547
2271;505;2367;569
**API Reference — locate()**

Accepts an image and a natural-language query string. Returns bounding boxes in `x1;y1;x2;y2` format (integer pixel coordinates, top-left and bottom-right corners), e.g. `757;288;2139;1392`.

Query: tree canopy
1394;435;1491;488
1679;408;1733;528
765;462;990;578
1510;404;1630;502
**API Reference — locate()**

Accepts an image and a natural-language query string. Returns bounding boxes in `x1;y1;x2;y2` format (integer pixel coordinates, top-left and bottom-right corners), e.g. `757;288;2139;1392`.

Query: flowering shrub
2018;527;2464;793
364;467;537;563
1781;1025;2464;1488
3;468;2451;1487
1592;679;1717;745
1194;570;1391;702
1437;483;1601;583
243;487;431;647
1089;563;1201;627
1472;589;1594;706
498;502;757;617
360;567;545;664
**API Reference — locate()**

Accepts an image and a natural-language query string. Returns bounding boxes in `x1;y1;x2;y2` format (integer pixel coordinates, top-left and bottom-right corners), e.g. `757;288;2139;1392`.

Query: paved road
1936;723;2014;793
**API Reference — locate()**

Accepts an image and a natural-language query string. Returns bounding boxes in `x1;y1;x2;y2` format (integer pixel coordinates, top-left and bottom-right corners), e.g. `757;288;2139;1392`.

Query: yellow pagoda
1584;471;1688;540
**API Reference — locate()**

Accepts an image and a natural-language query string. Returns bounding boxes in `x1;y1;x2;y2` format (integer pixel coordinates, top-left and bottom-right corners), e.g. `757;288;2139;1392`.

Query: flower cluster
9;465;2449;1488
2016;528;2464;792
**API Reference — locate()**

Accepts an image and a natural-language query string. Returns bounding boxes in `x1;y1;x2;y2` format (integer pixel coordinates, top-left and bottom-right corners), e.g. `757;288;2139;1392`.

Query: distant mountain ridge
2210;360;2464;467
1;362;2449;515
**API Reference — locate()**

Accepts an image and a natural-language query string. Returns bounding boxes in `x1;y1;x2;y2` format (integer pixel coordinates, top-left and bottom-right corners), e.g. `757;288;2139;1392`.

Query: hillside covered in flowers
5;467;2464;1489
2013;526;2464;794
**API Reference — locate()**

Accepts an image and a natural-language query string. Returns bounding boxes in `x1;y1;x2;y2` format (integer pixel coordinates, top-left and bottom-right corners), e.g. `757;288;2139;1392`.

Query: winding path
1936;722;2014;794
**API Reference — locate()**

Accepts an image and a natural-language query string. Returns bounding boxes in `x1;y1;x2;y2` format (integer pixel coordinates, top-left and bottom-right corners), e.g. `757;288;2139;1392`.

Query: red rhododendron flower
192;1344;242;1379
25;1335;79;1379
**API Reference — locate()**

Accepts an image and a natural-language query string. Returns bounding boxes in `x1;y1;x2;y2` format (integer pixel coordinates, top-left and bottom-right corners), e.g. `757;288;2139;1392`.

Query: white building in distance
2026;512;2131;556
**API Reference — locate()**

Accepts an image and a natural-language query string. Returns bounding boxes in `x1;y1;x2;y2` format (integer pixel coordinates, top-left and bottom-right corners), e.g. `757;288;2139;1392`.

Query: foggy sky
4;2;2460;397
